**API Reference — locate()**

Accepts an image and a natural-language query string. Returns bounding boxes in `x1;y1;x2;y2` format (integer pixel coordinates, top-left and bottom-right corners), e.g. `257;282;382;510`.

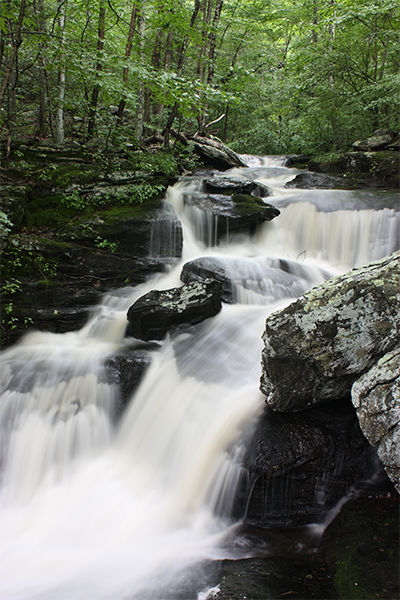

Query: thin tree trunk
0;0;26;109
117;2;137;123
198;0;223;134
312;1;318;44
135;1;146;140
54;0;67;145
87;0;106;139
163;0;201;149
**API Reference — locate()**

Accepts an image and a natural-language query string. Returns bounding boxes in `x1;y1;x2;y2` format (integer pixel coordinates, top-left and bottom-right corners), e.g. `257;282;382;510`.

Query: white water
0;157;399;599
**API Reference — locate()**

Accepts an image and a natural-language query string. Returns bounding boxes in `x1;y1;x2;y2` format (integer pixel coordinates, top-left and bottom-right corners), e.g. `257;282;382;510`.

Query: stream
0;156;399;599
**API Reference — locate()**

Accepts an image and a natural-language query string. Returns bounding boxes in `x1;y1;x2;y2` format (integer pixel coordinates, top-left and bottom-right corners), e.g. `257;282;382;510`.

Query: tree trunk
87;0;106;139
135;2;146;141
117;2;137;123
0;0;26;109
54;0;67;145
163;0;201;149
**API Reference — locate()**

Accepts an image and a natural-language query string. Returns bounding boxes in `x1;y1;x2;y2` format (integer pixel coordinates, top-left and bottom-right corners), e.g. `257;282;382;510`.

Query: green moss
231;193;267;215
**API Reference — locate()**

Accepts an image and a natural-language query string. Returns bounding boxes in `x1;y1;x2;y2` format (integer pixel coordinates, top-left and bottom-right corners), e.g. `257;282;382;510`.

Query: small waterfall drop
0;156;399;599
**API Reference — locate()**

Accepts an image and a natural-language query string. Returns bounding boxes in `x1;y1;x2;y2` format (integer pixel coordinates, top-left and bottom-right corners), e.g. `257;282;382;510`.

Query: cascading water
0;156;399;599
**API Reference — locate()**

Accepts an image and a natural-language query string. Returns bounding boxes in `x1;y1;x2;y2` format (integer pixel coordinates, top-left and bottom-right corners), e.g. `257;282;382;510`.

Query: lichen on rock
260;251;400;412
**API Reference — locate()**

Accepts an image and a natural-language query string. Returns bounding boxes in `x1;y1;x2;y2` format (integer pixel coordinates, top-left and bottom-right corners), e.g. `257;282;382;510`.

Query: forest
1;0;399;155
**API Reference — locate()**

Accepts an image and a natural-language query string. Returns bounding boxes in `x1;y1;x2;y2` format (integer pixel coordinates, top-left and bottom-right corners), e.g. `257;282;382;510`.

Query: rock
202;176;271;197
242;400;377;528
318;489;399;600
193;138;247;170
308;151;400;188
183;191;280;244
126;280;223;341
352;348;400;492
260;251;400;412
104;343;160;413
180;256;309;304
352;129;397;151
285;171;347;189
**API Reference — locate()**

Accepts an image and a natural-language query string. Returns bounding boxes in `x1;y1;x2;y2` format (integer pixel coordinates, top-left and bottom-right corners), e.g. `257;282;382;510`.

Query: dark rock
183;191;280;244
202;176;271;197
260;251;400;412
126;280;223;341
308;151;400;188
181;257;234;302
242;400;378;528
285;154;312;167
104;343;160;413
318;488;399;600
213;555;337;600
285;171;348;189
180;256;308;304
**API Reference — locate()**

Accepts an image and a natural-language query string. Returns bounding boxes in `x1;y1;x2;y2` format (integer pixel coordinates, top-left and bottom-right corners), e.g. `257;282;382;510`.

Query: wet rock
105;343;160;413
318;488;399;599
241;400;377;528
285;171;347;189
183;191;280;244
352;348;400;492
180;256;308;304
181;257;234;302
126;280;223;341
213;555;337;600
260;251;400;412
202;176;271;197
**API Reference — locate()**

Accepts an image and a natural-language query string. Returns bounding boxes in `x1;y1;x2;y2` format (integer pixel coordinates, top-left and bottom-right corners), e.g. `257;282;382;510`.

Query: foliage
0;0;399;153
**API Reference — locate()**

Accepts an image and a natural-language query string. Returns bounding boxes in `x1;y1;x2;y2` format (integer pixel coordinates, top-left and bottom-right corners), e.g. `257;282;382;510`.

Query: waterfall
0;158;398;599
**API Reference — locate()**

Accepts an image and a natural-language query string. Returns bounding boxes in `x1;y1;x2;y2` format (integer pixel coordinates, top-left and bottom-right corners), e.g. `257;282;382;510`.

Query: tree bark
117;2;137;123
0;0;26;109
54;0;67;145
163;0;201;149
87;0;106;139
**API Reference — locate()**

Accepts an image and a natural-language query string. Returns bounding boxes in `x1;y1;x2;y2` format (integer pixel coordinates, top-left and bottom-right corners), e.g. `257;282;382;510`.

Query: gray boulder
126;279;223;341
352;348;400;492
260;251;400;412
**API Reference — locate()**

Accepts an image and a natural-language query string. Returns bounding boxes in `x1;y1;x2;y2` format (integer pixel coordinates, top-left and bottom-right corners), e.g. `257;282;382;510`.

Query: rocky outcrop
352;349;400;492
308;150;400;189
126;280;223;341
352;129;399;151
260;251;400;412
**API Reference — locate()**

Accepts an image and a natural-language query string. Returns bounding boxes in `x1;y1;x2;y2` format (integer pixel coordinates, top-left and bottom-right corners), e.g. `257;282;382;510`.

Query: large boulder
191;136;247;170
352;348;400;492
260;251;400;412
352;129;398;151
181;256;309;304
241;400;377;528
126;280;223;341
183;191;280;245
